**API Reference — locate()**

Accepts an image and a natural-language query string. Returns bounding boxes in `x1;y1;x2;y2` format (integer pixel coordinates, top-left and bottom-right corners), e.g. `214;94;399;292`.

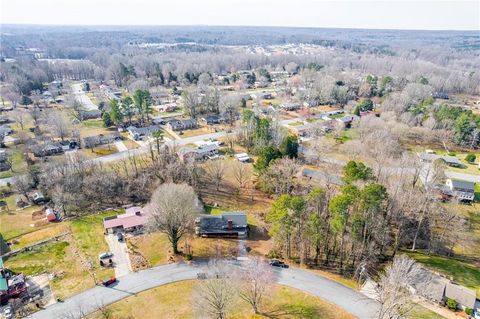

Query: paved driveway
71;83;98;110
29;261;379;319
105;234;132;278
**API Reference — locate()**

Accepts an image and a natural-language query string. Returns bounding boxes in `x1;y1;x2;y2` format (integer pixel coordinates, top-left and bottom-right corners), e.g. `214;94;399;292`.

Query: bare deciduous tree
237;257;274;314
193;260;237;319
145;183;202;254
376;256;430;319
11;110;27;131
232;161;251;189
205;159;226;191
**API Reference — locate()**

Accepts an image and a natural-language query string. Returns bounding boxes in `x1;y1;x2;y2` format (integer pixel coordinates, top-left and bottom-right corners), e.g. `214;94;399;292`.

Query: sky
1;0;479;31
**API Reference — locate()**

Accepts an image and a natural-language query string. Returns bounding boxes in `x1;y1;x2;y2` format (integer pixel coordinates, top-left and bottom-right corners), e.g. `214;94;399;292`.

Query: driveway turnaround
29;261;379;319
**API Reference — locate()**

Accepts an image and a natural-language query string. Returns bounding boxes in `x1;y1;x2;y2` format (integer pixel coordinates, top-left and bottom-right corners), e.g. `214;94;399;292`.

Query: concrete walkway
29;261;379;319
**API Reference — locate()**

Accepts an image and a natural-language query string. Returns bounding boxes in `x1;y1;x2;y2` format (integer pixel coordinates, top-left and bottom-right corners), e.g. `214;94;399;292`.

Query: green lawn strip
70;210;122;279
406;305;446;319
405;251;480;296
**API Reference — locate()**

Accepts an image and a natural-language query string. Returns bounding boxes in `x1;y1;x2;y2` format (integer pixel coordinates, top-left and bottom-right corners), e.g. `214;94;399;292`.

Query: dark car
116;232;124;242
269;260;289;268
98;252;114;260
102;277;117;287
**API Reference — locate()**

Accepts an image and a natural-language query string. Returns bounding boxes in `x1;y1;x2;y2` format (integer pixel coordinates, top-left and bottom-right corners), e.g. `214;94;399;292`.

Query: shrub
465;308;473;316
465;153;476;163
446;298;458;310
184;253;192;261
448;152;457;156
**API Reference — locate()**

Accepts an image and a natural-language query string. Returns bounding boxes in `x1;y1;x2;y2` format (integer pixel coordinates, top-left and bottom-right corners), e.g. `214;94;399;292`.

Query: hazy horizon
1;0;479;31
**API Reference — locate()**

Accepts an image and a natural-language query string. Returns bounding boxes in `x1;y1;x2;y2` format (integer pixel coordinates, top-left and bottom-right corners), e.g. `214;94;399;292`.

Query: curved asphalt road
29;262;379;319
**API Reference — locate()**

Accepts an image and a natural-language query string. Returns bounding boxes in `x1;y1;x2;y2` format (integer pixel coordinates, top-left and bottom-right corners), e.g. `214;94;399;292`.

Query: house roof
410;268;448;302
178;143;218;157
127;125;160;136
445;283;476;309
419;153;461;165
449;179;475;191
104;214;146;230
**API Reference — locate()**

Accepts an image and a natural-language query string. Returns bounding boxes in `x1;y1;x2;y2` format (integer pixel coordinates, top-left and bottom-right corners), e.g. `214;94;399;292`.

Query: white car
98;252;114;260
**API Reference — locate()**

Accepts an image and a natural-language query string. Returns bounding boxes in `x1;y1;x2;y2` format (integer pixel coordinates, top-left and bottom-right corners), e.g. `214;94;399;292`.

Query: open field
87;280;355;319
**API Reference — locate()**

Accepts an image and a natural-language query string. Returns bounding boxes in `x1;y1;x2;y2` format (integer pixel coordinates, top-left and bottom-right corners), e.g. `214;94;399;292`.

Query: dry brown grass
87;280;355;319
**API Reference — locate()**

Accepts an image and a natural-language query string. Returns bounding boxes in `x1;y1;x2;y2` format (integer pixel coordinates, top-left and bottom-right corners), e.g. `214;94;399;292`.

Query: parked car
116;232;124;242
3;306;13;319
98;252;114;260
102;277;117;287
269;259;289;268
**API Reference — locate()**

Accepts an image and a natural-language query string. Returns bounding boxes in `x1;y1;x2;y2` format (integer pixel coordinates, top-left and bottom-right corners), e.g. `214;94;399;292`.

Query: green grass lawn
70;211;120;280
405;251;480;296
4;240;93;299
82;119;104;129
406;305;445;319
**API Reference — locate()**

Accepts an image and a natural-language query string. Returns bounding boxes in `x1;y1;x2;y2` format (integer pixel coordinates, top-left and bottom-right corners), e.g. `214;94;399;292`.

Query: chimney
227;220;233;230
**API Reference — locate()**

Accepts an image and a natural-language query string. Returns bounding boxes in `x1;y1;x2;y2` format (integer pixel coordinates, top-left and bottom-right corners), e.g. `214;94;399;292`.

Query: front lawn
87;280;355;319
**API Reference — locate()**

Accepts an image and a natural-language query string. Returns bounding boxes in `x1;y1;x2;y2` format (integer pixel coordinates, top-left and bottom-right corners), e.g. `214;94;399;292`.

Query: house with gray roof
127;125;161;140
194;212;248;238
445;178;475;202
166;118;197;131
177;143;219;162
419;152;462;167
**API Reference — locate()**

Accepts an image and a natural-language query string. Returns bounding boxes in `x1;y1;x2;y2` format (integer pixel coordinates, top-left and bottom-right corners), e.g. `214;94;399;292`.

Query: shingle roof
419;153;461;165
445;283;476;309
450;179;475;191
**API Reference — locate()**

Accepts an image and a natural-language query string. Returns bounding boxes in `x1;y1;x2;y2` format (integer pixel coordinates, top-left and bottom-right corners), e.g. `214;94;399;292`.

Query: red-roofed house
103;206;146;234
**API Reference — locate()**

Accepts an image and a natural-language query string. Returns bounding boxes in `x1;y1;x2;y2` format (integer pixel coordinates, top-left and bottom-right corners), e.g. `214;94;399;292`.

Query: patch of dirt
31;210;44;220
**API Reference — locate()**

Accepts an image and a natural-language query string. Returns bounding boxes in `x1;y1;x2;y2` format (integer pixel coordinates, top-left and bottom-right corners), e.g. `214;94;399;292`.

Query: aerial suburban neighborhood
0;1;479;319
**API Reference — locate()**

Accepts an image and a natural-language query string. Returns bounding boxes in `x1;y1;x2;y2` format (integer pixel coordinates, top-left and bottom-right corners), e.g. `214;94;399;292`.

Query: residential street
28;261;380;319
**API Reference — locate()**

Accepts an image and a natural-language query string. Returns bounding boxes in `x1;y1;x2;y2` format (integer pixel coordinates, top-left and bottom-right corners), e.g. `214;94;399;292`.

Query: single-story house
79;110;102;121
235;153;251;163
103;206;146;234
445;282;477;311
157;103;177;113
177;143;219;162
445;179;475;202
195;212;248;238
409;268;477;311
127;125;161;140
29;142;64;157
83;132;121;148
199;114;223;126
166;118;197;131
280;102;302;111
419;152;462;167
336;115;359;128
